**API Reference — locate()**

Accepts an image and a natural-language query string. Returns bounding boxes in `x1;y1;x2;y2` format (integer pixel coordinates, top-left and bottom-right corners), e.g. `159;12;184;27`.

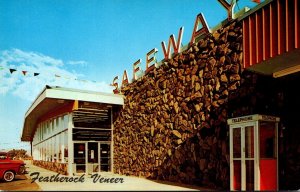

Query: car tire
3;171;15;182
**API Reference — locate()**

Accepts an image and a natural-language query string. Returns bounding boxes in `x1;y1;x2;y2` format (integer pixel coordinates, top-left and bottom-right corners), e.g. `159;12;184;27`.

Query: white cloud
67;60;88;66
0;49;113;101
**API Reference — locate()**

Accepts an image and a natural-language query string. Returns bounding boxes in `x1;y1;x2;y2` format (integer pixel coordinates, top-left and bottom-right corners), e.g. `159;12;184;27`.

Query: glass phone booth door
230;123;255;191
228;114;279;191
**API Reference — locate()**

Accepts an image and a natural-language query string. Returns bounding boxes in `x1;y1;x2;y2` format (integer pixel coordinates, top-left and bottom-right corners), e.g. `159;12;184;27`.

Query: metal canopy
21;86;123;142
242;0;300;76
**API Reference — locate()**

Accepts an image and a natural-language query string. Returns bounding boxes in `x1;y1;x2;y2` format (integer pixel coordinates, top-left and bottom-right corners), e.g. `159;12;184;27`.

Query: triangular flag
34;73;40;76
22;71;28;76
9;69;17;74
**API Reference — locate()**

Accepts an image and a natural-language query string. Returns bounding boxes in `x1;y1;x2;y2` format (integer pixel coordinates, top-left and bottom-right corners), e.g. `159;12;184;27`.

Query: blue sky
0;0;259;152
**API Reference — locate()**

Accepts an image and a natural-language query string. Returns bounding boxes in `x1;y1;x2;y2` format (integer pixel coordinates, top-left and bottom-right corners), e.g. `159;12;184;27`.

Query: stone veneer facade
33;160;68;175
112;16;300;189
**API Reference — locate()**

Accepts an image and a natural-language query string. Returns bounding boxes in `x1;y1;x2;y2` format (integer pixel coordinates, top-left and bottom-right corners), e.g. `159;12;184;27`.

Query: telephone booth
227;114;280;191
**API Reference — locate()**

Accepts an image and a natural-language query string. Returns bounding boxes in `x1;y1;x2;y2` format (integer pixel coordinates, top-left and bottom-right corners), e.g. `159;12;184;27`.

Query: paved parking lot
0;174;41;191
1;162;211;191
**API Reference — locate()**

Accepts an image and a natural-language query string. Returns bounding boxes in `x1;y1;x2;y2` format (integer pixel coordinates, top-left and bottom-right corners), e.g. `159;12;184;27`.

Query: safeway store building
21;86;123;176
21;0;299;190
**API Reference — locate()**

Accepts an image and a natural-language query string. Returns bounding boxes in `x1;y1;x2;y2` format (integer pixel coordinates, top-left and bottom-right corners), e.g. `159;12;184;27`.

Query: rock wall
33;160;68;175
113;20;243;189
112;16;300;189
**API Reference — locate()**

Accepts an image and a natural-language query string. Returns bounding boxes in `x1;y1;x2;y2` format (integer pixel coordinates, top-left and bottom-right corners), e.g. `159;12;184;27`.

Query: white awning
21;85;124;141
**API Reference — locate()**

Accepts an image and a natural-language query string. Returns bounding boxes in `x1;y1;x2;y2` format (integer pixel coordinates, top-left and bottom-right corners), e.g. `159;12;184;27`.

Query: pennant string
1;66;101;85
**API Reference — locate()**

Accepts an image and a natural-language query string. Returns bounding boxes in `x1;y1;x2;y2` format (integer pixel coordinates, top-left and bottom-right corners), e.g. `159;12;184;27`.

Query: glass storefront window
64;131;68;158
64;114;69;129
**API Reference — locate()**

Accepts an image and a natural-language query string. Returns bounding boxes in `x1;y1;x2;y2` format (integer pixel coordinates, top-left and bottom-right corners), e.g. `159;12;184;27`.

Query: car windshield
0;152;8;159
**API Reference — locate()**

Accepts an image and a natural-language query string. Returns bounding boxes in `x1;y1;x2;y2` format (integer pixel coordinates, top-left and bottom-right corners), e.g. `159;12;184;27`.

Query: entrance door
87;142;99;174
74;143;86;174
100;143;111;171
230;123;256;190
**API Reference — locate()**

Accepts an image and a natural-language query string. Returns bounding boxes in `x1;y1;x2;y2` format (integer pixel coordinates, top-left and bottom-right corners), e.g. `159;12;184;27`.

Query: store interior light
273;65;300;78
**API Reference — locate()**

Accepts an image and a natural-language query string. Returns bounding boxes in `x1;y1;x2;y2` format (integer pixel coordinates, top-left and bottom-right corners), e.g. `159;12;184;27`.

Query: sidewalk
25;163;210;191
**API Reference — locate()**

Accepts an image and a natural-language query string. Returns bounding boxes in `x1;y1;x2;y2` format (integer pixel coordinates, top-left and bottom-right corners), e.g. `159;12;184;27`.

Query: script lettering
133;59;142;81
217;0;236;20
161;27;184;59
121;70;129;88
111;76;120;94
146;48;158;73
111;0;261;94
190;13;210;44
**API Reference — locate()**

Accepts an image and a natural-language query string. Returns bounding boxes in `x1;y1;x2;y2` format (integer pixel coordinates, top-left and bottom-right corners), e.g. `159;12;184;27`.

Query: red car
0;152;26;182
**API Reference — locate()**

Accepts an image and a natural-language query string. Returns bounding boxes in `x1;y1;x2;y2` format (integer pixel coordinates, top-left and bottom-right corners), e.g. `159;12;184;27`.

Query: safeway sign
111;0;261;94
